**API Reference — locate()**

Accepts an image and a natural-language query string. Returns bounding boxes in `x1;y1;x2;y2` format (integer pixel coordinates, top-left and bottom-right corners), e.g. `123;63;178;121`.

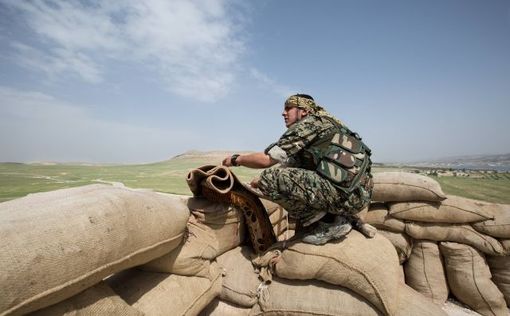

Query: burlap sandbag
107;263;223;316
187;197;245;255
261;198;283;217
0;185;189;316
440;242;507;316
252;278;382;316
30;282;142;316
261;199;293;241
254;231;401;315
378;230;413;264
278;229;296;241
199;299;251;316
251;278;447;316
397;264;406;284
365;203;405;233
395;284;447;316
140;215;218;278
389;196;493;223
216;247;262;308
406;222;505;256
473;204;510;239
372;172;446;202
356;205;369;221
487;256;510;306
404;241;449;304
268;206;286;224
501;239;510;254
269;210;288;237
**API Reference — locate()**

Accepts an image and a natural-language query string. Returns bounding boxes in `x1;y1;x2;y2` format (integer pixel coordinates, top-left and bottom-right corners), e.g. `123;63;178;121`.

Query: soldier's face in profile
282;105;308;127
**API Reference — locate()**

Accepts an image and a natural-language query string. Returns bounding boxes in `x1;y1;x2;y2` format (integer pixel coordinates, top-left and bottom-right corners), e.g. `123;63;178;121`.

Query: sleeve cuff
266;144;288;163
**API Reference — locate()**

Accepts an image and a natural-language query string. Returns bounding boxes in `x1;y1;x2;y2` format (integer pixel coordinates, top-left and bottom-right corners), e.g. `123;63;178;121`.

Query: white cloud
249;68;294;98
0;86;199;163
10;42;103;83
3;0;245;101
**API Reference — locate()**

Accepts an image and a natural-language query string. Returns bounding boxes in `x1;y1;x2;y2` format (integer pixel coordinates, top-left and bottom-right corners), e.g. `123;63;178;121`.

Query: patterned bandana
284;95;318;112
284;95;344;127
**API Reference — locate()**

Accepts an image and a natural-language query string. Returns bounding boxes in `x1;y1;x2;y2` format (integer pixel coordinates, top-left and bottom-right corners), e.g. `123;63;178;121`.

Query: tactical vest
307;118;372;194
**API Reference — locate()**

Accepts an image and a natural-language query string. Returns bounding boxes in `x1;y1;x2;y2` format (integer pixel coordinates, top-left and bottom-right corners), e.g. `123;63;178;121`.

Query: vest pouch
324;145;356;168
317;159;348;186
330;133;362;154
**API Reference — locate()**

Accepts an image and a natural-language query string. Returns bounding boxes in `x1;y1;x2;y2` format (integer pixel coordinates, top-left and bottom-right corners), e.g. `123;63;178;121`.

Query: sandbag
30;282;142;316
397;264;406;284
199;299;251;316
270;212;288;238
372;172;446;202
261;198;283;217
187;197;245;255
473;204;510;238
261;199;294;241
251;278;382;316
404;241;448;304
107;264;223;316
395;284;447;316
216;247;261;308
501;240;510;254
0;185;189;316
250;278;447;316
487;256;510;306
365;203;405;233
268;206;286;225
140;215;218;278
255;231;401;315
278;229;295;241
406;222;505;256
440;242;507;316
442;299;488;316
356;205;369;221
389;196;493;223
378;230;413;263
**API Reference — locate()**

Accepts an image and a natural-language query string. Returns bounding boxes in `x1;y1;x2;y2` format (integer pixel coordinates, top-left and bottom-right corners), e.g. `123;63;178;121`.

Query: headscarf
284;95;344;127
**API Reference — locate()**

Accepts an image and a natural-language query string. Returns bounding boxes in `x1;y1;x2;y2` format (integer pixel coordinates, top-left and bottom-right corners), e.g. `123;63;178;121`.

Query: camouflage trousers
257;167;371;225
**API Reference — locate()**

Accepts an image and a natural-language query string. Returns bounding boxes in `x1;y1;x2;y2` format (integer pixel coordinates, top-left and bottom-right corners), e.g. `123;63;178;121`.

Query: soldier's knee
258;168;277;194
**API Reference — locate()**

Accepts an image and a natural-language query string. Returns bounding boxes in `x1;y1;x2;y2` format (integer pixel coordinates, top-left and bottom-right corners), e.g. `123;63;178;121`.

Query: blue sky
0;0;509;163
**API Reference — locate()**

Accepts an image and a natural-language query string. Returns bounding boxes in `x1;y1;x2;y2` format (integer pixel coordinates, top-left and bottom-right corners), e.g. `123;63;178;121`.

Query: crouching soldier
223;94;374;244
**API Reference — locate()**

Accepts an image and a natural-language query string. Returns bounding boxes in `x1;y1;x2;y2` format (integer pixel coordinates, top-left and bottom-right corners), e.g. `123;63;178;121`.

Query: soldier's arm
276;116;333;156
222;152;278;169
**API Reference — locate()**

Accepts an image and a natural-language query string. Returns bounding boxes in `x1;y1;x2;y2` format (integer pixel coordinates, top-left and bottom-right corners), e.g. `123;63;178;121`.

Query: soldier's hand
222;156;232;167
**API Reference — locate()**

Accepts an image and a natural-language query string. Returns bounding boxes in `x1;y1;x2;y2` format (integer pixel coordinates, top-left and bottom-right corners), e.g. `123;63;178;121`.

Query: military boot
302;215;352;245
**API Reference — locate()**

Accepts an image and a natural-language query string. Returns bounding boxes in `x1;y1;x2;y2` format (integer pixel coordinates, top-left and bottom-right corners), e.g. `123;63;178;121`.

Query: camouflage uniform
258;113;372;226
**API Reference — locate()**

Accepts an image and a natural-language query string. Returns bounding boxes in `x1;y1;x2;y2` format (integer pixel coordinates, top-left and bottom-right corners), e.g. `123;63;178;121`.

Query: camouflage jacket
265;114;372;194
264;114;337;169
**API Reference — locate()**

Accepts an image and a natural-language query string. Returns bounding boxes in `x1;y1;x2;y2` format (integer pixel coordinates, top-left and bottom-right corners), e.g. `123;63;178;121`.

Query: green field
0;159;509;204
0;157;261;203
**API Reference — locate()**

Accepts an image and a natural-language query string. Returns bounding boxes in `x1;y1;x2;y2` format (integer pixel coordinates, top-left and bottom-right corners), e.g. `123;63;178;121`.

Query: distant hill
404;153;510;172
171;150;255;161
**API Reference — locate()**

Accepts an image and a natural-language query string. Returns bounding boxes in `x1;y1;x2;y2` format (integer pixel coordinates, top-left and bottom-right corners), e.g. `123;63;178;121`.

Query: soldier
222;94;373;245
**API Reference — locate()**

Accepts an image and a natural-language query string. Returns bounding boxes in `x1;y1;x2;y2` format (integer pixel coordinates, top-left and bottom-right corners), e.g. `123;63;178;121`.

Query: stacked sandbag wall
209;233;446;316
0;182;295;316
362;172;510;316
0;184;190;315
3;171;509;316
